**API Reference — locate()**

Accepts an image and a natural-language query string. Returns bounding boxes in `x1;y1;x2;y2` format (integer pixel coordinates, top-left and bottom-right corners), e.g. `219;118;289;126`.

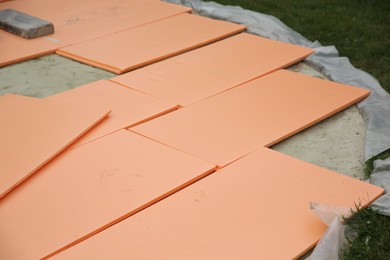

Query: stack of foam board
0;1;383;259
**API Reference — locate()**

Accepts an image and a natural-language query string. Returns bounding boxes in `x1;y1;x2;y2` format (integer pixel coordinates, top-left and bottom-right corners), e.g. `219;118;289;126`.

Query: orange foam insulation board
112;33;313;106
0;0;123;17
56;13;246;74
0;94;110;199
0;130;216;260
0;0;191;67
131;69;370;167
51;148;384;260
0;29;62;67
47;80;178;148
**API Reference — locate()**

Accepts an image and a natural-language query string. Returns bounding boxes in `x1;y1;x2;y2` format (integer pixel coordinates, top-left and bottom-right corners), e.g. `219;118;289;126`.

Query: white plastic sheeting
371;157;390;216
308;218;347;260
166;0;390;257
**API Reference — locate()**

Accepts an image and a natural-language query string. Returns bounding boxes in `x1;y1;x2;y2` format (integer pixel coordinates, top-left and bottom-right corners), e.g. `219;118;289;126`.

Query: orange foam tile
56;13;246;74
47;80;177;147
46;0;192;46
0;130;216;260
112;33;313;106
0;0;115;17
0;94;110;199
132;69;370;167
0;30;63;67
51;148;384;260
0;0;191;67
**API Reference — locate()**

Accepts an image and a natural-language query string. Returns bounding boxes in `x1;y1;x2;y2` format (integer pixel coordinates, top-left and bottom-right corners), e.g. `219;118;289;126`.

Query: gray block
0;9;54;39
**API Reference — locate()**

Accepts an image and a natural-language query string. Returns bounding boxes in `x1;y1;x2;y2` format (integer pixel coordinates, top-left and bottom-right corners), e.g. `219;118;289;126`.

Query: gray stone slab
0;9;54;39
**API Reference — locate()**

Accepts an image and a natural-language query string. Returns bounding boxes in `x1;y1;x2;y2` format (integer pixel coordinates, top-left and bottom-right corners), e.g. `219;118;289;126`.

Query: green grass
340;207;390;260
210;0;390;258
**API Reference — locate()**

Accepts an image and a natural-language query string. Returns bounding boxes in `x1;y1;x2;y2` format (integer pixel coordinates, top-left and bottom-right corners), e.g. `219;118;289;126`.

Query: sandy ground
0;55;114;98
0;54;366;180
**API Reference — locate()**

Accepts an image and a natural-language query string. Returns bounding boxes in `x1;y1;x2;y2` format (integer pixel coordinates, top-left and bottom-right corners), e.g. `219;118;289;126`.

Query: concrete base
272;105;365;179
0;54;114;98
